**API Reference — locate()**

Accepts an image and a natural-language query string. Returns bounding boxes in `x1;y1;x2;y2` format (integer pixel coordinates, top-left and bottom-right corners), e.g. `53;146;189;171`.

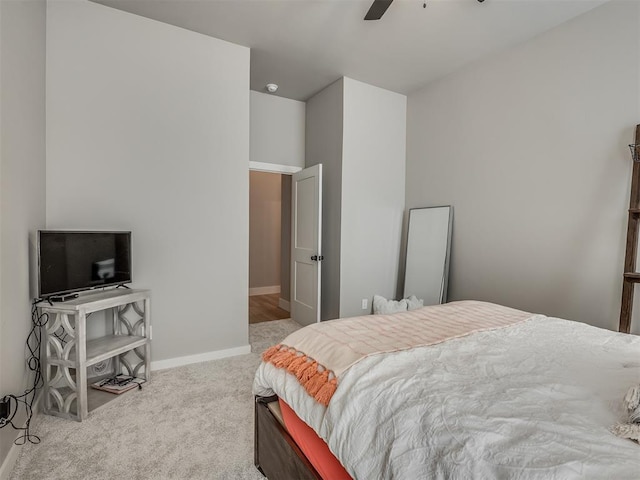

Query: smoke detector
266;83;278;93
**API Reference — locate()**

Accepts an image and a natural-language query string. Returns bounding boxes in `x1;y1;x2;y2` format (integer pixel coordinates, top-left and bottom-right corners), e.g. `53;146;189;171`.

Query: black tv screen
38;231;132;298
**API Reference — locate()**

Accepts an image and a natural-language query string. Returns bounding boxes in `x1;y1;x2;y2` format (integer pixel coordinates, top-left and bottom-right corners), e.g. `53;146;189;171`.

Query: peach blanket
262;300;532;406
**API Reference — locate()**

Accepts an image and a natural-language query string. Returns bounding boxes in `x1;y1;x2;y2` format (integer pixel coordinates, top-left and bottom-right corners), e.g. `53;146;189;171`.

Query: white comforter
253;315;640;479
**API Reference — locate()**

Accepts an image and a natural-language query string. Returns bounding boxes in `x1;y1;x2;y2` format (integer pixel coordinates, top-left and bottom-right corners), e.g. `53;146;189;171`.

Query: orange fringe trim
261;344;281;362
261;345;338;406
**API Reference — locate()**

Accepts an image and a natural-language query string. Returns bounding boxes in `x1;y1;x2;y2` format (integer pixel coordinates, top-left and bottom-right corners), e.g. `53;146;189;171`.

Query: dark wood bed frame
254;395;322;480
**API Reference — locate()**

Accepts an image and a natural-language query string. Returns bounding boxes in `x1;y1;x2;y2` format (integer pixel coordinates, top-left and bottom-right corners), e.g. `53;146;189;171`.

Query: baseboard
0;392;42;480
249;286;280;296
0;440;20;480
151;344;252;371
278;298;290;312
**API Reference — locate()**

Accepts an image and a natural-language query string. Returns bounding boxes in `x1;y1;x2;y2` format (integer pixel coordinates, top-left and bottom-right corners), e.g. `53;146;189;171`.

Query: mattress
254;301;640;479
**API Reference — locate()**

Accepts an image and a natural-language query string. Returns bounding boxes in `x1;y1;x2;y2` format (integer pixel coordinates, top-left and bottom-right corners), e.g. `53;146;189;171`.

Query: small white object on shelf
91;375;146;395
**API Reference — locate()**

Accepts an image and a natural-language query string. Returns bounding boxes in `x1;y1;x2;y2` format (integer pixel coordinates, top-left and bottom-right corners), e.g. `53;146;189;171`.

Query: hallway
249;293;290;324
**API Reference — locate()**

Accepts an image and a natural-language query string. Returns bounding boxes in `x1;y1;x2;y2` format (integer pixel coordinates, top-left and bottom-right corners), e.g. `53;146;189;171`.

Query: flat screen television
37;230;132;299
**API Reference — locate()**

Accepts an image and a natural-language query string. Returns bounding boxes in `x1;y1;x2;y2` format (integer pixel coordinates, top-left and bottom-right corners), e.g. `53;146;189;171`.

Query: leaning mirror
403;206;453;306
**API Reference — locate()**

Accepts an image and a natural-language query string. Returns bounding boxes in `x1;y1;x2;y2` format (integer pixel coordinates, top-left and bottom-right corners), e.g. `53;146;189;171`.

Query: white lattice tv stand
37;288;151;421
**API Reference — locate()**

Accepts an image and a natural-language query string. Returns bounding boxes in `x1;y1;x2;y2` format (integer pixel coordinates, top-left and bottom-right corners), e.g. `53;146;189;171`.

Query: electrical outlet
361;298;368;310
0;398;9;421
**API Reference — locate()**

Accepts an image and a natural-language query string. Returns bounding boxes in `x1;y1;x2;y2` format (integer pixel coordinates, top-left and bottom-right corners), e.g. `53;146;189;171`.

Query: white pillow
372;295;408;315
405;295;424;311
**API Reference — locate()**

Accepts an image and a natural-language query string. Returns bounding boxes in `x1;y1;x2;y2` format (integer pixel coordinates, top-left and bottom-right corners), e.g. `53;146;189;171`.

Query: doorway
248;170;293;323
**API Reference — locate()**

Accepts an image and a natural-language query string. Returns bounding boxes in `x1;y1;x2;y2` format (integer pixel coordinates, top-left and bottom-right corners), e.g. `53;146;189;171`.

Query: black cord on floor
0;300;47;445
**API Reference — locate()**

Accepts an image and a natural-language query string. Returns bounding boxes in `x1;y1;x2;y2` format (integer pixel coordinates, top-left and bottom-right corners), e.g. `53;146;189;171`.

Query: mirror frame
403;206;453;305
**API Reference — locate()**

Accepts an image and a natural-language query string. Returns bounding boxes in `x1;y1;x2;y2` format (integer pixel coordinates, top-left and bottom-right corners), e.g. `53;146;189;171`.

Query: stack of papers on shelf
91;375;146;394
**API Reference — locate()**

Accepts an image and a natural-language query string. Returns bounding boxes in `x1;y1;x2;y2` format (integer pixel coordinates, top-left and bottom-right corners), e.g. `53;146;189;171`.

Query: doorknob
311;255;324;261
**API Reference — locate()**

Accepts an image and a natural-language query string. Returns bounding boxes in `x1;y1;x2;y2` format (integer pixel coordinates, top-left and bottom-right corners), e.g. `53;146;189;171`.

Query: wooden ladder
619;124;640;333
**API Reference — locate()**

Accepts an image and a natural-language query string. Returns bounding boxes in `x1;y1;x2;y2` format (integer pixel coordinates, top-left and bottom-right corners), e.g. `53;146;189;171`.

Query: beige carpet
9;319;300;480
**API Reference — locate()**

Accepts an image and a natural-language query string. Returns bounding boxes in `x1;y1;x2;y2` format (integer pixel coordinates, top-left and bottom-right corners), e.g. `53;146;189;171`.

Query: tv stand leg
109;307;122;375
76;310;88;421
143;297;151;382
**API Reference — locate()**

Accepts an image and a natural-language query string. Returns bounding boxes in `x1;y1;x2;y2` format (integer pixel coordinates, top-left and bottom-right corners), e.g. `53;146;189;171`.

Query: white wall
340;78;406;317
305;78;344;320
406;0;640;331
0;0;46;470
249;171;282;291
46;0;251;360
306;77;406;320
250;90;305;168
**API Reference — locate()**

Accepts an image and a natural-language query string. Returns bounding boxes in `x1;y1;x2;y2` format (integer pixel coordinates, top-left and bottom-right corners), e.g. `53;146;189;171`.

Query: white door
291;164;322;326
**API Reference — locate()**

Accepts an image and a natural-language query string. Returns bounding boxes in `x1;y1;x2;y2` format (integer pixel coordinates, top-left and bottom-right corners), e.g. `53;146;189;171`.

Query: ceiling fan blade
364;0;393;20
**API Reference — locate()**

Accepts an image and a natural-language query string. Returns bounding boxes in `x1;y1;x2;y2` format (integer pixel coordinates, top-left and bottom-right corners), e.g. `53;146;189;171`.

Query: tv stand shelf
83;334;147;367
37;288;151;421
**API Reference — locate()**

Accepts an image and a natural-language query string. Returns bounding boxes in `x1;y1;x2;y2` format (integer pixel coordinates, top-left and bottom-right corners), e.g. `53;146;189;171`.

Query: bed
253;301;640;479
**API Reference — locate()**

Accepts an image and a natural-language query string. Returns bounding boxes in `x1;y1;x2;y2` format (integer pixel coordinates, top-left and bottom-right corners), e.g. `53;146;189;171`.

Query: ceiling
94;0;607;101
